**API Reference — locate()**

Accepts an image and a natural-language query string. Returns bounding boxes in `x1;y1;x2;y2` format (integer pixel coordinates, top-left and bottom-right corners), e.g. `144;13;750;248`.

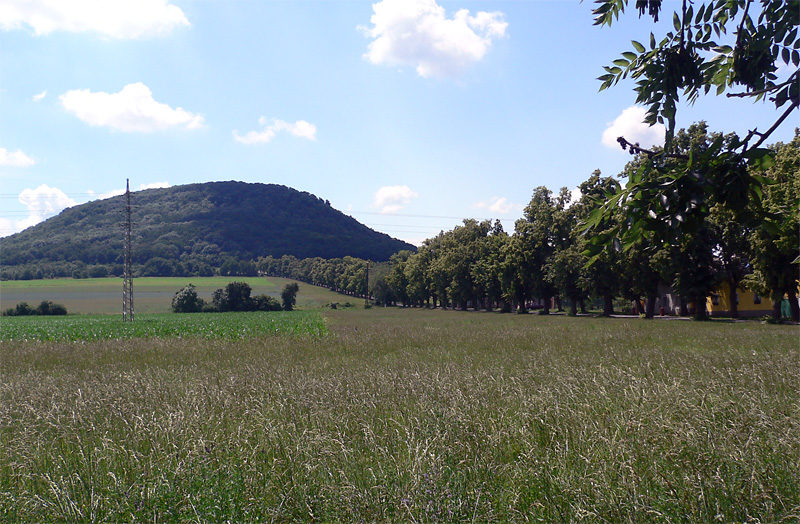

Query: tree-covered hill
0;181;415;279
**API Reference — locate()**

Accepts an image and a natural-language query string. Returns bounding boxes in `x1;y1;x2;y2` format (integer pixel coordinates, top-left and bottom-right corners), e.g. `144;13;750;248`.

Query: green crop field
0;311;327;342
1;308;798;523
0;276;349;315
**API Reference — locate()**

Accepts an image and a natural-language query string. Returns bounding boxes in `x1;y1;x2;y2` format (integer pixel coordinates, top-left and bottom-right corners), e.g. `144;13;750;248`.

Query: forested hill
0;181;415;278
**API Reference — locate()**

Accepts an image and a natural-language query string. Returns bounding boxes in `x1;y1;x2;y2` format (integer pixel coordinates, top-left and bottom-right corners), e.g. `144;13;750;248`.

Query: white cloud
0;147;35;167
570;187;582;206
372;185;418;214
473;196;521;215
0;0;189;39
233;118;317;144
32;90;46;101
360;0;507;78
602;106;665;150
0;185;78;236
59;83;204;132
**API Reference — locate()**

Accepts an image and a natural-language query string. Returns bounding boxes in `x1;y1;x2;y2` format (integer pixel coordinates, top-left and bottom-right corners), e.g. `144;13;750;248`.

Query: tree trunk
728;277;739;319
645;294;656;319
603;294;614;316
542;296;551;315
570;299;578;316
771;290;782;320
635;298;644;315
694;295;708;320
555;297;563;312
579;299;587;314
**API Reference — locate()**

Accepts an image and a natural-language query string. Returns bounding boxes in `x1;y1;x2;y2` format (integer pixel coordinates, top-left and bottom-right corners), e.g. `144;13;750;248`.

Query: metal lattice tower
122;179;134;321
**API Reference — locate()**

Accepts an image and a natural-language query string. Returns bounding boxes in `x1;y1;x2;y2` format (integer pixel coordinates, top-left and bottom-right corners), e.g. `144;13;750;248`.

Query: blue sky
1;0;795;246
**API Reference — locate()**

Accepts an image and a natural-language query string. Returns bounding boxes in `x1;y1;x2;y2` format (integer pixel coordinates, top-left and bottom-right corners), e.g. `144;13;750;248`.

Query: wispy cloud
0;147;35;167
473;196;521;215
233;118;317;144
372;185;418;214
0;0;189;39
32;90;47;101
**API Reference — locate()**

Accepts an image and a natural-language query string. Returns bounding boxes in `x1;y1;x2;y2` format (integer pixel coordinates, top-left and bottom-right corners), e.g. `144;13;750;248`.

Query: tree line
262;126;798;321
171;281;299;313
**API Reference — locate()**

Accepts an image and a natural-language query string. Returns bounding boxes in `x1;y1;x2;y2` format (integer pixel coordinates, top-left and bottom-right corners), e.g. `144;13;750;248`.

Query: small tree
281;282;299;311
172;284;204;313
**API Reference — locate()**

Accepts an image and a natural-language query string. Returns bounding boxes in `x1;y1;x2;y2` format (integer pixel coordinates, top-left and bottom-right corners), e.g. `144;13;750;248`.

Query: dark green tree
281;282;300;311
745;131;800;320
586;0;797;318
211;281;253;312
171;284;205;313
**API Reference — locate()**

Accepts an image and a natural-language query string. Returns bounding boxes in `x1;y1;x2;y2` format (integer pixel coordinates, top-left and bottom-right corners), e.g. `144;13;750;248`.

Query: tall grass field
1;307;798;522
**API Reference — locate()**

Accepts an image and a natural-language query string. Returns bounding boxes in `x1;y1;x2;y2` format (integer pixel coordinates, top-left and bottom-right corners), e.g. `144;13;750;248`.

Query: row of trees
2;300;68;317
261;127;797;321
171;281;299;313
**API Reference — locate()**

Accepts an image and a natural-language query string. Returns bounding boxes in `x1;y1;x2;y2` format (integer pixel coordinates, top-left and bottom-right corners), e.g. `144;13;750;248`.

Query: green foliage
2;300;68;317
588;0;797;319
251;294;282;312
593;0;799;146
281;282;299;311
171;284;205;313
744;130;800;320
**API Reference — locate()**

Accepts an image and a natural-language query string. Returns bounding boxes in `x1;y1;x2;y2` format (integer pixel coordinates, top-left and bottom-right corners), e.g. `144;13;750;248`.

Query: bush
252;294;282;312
172;284;205;313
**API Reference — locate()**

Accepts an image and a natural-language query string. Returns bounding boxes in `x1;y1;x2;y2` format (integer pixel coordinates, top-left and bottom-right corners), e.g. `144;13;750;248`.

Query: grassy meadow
1;305;798;523
0;276;348;315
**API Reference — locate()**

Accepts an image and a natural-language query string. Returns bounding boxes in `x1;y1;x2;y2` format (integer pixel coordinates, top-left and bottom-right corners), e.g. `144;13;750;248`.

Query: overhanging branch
616;137;689;160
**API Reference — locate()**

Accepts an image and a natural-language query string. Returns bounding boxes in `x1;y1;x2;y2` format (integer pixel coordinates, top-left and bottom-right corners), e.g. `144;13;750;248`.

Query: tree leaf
632;40;646;53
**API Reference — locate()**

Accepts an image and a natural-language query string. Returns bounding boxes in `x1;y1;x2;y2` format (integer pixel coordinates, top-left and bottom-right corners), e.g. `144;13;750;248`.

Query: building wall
707;281;794;318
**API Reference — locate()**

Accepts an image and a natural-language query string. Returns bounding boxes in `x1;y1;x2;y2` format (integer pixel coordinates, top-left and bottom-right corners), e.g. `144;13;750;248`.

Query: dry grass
1;309;798;522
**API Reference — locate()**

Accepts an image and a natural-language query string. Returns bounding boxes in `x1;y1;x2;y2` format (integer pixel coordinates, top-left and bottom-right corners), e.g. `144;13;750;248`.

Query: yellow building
707;282;797;318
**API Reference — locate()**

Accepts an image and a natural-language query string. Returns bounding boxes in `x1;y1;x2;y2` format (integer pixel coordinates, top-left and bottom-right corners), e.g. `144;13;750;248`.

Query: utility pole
122;179;134;321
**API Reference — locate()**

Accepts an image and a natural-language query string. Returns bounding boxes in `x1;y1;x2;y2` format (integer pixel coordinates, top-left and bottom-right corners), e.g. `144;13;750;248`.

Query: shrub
172;284;205;313
252;294;282;312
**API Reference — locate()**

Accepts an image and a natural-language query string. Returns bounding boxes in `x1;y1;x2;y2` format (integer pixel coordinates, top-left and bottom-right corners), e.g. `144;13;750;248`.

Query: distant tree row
3;300;68;317
0;254;255;282
171;281;298;313
265;126;798;321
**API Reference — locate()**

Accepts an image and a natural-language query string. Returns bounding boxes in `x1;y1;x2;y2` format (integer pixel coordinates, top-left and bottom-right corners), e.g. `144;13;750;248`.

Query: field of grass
0;276;348;315
0;311;327;342
1;308;798;522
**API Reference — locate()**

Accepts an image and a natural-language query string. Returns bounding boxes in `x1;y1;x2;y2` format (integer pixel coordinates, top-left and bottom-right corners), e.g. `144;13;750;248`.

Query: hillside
0;181;415;278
